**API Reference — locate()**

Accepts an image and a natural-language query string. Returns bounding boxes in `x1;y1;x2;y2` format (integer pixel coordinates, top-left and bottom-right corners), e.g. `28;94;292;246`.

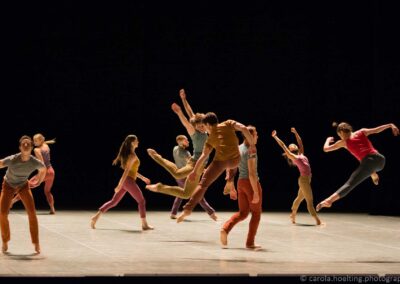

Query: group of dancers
0;89;398;254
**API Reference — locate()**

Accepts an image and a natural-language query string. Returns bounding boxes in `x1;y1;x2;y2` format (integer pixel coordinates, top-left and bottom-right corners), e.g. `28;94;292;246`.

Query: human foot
315;217;322;226
209;213;218;221
145;183;160;192
220;229;228;247
246;244;262;249
49;207;56;215
2;242;8;253
34;243;41;254
290;213;296;224
170;214;177;219
316;199;332;212
90;217;98;229
142;224;154;231
371;173;379;185
177;210;191;223
147;148;161;160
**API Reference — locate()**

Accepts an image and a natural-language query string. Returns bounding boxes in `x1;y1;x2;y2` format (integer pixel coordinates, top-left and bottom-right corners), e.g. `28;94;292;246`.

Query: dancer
177;112;254;222
317;122;399;211
91;135;153;230
0;135;46;254
11;133;56;214
220;125;263;249
272;128;321;225
146;89;217;221
170;135;216;220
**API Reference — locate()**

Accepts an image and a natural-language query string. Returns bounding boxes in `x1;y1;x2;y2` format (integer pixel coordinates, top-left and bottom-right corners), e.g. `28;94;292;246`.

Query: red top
346;130;378;161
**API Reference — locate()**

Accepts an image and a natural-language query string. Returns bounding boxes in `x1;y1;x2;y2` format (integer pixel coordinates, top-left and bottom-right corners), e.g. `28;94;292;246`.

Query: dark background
3;2;399;215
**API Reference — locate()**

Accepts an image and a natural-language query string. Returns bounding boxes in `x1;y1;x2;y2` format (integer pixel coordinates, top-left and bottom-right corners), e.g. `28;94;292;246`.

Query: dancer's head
19;135;33;154
333;122;353;140
288;144;299;154
242;125;258;146
113;134;138;167
176;135;189;148
33;133;56;147
190;113;206;133
202;112;219;133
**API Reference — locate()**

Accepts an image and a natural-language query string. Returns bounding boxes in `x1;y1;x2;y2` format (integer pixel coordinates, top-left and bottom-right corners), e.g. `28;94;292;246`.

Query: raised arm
171;103;195;136
323;137;346;152
361;123;399;137
291;127;304;154
115;156;136;193
271;130;297;160
179;89;195;118
233;121;254;147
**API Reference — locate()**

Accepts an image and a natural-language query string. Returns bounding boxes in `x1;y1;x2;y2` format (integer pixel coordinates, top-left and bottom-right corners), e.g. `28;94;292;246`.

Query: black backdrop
2;2;399;215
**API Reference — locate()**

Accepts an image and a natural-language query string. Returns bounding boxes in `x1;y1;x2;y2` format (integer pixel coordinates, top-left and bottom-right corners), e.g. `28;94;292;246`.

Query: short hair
202;112;219;125
176;135;187;143
19;135;33;147
189;113;205;126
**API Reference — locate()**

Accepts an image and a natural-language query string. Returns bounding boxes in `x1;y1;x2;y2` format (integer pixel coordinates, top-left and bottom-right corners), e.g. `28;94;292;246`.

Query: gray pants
336;153;386;198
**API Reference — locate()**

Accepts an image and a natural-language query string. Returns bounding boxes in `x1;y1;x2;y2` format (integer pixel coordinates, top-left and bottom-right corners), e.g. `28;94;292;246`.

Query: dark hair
332;122;353;133
202;112;219;125
113;135;138;167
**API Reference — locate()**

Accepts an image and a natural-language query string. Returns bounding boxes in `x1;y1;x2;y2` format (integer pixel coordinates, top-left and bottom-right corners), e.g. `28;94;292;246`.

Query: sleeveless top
346;131;378;161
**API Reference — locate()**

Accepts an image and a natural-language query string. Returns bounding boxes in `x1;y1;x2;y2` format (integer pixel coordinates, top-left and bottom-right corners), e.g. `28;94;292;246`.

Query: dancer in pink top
272;128;321;225
317;122;399;211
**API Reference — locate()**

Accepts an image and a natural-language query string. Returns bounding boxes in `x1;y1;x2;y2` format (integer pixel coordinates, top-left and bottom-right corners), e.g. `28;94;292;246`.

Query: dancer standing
0;135;46;253
169;135;216;219
317;122;399;211
221;125;263;249
11;133;56;214
146;89;217;221
91;135;153;230
177;112;254;222
272;128;321;225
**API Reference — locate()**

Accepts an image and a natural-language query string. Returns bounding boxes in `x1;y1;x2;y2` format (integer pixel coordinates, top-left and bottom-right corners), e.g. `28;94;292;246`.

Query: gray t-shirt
2;153;45;188
173;146;191;169
238;143;259;179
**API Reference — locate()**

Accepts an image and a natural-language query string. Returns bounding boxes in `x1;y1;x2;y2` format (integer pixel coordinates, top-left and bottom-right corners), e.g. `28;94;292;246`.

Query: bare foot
229;189;237;200
170;214;177;219
90;217;97;229
2;242;8;253
220;229;228;247
34;243;41;254
316;199;332;212
146;183;160;192
209;213;218;221
142;225;154;231
177;210;191;223
315;217;322;226
147;148;161;160
246;244;262;249
49;207;56;215
371;173;379;185
289;213;296;224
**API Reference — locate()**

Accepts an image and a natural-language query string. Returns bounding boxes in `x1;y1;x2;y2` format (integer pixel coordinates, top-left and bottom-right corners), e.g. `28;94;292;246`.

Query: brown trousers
0;181;39;244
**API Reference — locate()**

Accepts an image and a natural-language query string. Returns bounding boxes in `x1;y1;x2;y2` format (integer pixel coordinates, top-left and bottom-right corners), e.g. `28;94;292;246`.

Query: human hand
171;103;181;114
291;127;297;133
271;130;277;137
251;191;260;204
179;89;186;99
391;124;399;136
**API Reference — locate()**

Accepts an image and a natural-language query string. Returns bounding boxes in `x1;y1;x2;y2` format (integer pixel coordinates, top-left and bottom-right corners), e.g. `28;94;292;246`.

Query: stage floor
0;210;399;278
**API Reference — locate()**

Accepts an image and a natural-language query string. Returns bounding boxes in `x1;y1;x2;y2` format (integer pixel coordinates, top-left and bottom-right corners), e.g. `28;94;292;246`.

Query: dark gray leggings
336;153;386;198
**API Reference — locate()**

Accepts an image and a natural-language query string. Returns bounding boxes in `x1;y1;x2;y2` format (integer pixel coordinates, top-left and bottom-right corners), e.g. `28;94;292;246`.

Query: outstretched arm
361;123;399;137
323;137;346;152
271;130;297;160
179;89;195;118
171;103;196;136
291;127;304;154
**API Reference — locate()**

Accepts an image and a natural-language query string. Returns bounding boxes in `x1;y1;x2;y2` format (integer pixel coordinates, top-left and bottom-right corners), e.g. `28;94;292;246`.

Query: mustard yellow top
205;120;240;161
127;156;140;179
